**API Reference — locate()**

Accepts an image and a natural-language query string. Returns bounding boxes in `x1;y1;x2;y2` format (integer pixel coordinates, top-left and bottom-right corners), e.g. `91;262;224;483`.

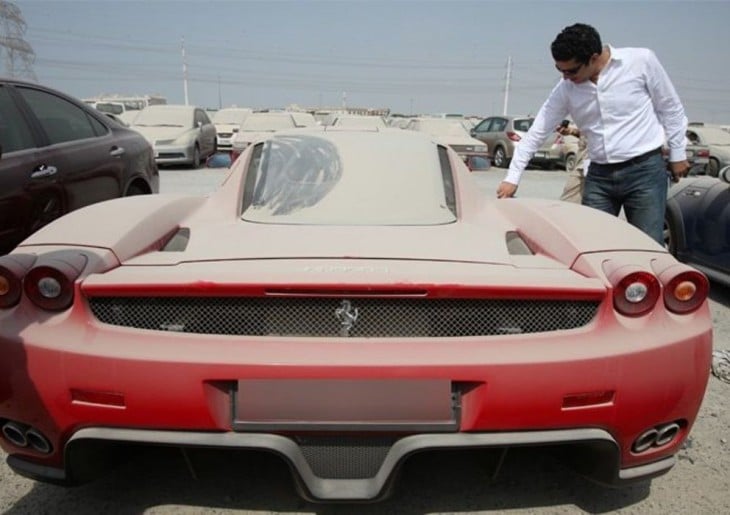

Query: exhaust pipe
654;422;681;447
632;428;658;453
25;427;53;454
1;421;29;448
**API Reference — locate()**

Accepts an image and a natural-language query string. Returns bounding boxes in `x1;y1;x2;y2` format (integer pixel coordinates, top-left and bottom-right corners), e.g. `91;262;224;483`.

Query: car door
195;109;216;156
687;179;730;273
0;83;54;254
471;117;496;152
14;84;126;214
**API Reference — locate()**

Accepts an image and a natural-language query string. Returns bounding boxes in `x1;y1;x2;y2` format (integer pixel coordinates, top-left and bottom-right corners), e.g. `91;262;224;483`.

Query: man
558;123;588;204
496;23;689;244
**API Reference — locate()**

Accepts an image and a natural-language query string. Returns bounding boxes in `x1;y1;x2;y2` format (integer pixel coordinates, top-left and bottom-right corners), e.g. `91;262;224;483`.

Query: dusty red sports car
0;128;713;502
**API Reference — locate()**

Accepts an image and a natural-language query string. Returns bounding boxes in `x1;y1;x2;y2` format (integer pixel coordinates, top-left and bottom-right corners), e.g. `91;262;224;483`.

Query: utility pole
0;0;36;80
502;55;512;116
181;36;189;106
217;73;222;109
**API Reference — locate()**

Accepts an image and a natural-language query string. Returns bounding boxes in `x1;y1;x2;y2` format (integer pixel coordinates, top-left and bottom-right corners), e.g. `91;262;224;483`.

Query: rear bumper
0;306;712;500
7;427;676;501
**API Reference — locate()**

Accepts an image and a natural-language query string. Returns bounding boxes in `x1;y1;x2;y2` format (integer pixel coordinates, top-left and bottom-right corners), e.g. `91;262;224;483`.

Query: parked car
405;117;490;171
288;111;318;127
328;114;388;129
664;165;730;286
0;77;159;255
0;127;712;502
470;115;574;169
211;107;253;151
229;111;298;161
685;126;730;177
131;105;217;168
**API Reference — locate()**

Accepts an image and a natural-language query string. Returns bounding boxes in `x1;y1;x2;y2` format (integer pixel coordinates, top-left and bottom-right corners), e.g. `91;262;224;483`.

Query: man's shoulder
613;46;656;62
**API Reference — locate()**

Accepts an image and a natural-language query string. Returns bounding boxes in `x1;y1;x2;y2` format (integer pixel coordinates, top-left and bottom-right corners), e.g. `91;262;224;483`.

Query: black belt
591;147;663;172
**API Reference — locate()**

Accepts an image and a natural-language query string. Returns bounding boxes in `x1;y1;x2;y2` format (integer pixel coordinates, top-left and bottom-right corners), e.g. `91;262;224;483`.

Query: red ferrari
0;128;713;502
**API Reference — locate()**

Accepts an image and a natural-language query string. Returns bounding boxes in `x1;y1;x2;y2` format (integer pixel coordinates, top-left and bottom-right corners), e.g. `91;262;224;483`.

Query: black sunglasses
556;62;585;76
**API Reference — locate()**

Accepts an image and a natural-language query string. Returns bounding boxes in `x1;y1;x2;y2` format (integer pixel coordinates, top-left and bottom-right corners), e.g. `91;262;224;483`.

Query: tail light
696;149;710;158
604;262;661;317
23;252;87;311
657;265;708;314
506;131;521;142
0;254;37;309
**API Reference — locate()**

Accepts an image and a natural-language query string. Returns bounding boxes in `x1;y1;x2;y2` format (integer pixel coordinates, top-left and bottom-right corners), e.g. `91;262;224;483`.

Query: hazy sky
7;0;730;122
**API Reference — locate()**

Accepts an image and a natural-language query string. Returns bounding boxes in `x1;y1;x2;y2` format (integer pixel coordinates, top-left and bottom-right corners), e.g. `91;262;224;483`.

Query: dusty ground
1;170;728;514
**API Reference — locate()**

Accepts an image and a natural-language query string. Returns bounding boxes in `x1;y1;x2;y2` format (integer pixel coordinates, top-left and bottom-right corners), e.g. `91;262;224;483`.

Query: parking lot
1;165;728;515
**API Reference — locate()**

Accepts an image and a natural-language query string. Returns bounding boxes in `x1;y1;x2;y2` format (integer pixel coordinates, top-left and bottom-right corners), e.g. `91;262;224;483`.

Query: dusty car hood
132;126;191;143
125;221;526;266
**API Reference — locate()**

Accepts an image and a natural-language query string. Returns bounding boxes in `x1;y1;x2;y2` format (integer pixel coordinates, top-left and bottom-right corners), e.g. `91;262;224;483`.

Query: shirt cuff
503;168;522;185
667;148;687;163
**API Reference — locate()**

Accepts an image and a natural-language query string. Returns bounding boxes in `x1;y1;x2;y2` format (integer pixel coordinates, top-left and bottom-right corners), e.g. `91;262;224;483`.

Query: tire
663;216;677;255
493;147;509;168
190;144;201;169
125;184;146;196
564;153;577;171
707;158;720;177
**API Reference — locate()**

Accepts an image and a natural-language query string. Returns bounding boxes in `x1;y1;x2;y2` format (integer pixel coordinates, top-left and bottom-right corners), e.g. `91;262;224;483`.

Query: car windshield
241;132;456;225
133;107;192;127
95;102;124;115
240;114;296;131
412;119;471;137
513;118;534;132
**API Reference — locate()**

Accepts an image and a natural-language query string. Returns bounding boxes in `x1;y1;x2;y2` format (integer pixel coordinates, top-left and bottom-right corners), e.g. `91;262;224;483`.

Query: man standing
496;23;689;244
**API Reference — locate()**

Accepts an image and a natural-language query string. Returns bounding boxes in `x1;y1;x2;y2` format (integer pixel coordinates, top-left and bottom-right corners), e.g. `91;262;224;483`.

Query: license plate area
232;379;460;432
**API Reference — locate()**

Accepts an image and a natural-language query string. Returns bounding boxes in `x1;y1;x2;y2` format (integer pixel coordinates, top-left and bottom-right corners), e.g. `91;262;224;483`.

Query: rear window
241;133;457;226
513;118;534;132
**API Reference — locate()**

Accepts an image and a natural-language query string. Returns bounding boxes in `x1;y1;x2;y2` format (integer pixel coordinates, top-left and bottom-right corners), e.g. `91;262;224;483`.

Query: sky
4;0;729;122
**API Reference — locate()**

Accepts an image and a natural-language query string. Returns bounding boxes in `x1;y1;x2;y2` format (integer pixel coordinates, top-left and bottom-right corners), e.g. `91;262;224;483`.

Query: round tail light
612;270;661;317
0;254;37;309
662;269;709;314
23;253;87;311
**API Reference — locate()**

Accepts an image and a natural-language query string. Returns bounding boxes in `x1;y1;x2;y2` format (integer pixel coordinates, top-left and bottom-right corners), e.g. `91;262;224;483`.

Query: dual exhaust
632;422;681;453
1;420;53;454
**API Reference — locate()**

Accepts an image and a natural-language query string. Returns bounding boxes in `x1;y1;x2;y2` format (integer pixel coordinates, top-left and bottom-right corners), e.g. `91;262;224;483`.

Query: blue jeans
582;153;668;244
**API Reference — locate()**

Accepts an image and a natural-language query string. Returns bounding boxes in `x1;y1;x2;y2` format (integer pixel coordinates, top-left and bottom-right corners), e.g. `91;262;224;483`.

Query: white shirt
504;46;688;185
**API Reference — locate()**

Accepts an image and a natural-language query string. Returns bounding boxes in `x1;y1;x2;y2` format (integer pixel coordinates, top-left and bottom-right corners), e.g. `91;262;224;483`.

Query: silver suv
471;115;576;170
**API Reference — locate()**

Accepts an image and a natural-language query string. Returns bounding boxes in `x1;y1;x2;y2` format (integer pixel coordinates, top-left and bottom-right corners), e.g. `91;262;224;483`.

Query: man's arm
497;83;569;198
645;49;689;177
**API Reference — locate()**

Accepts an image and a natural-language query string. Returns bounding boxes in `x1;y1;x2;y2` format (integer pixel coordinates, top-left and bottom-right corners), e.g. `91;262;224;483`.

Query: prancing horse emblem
334;300;359;337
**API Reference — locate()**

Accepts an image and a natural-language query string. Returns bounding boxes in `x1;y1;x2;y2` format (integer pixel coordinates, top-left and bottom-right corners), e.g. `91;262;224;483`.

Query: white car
131;105;217;168
406;118;490;171
212;107;253;150
329;114;388;129
230;112;298;161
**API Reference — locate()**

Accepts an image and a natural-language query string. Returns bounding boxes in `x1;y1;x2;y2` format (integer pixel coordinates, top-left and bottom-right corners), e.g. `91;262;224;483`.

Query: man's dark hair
551;23;602;64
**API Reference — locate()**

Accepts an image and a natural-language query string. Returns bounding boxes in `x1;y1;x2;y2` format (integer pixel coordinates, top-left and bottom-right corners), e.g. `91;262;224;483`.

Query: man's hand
669;160;690;183
496;181;518;198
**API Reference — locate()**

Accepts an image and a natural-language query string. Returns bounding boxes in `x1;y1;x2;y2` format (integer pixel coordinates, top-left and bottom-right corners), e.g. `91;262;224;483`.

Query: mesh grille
295;436;398;479
87;296;599;337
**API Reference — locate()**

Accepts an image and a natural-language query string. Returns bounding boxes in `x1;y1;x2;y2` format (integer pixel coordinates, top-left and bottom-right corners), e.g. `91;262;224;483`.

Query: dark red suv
0;78;159;254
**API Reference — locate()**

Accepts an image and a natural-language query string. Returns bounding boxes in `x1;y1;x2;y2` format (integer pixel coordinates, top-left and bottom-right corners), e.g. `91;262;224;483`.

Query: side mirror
470;129;476;137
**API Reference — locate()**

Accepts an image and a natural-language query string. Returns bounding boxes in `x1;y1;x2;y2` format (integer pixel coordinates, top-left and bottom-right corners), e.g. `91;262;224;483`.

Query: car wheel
191;144;201;169
564;153;577;171
125;184;147;196
663;216;677;256
493;147;509;168
707;158;720;177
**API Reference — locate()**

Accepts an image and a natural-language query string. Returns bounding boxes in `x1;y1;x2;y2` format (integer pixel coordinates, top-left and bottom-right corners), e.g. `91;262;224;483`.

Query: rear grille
295;435;398;479
87;297;600;337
